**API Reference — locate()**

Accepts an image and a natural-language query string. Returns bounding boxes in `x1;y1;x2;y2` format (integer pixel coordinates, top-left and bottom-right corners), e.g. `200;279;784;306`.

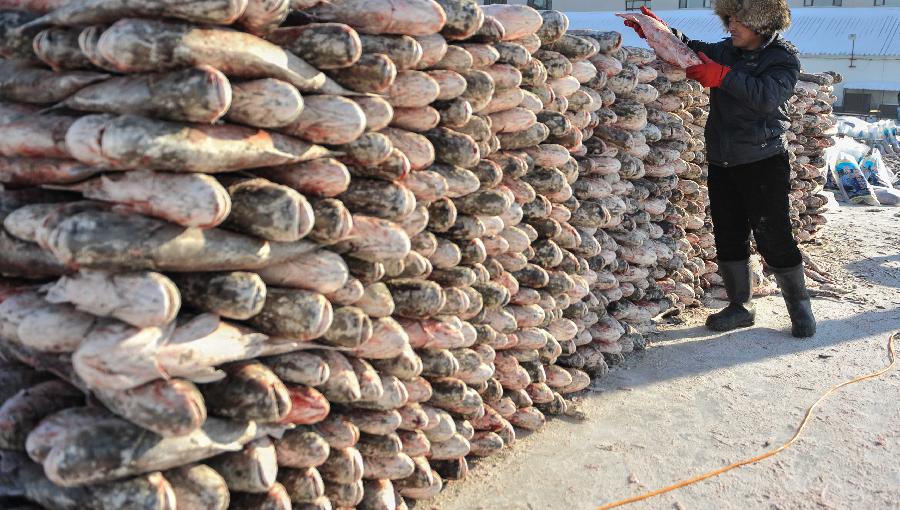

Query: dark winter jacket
673;30;800;167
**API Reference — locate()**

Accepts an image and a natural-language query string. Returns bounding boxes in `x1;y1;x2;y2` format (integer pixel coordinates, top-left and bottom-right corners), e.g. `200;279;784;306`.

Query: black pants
708;152;802;269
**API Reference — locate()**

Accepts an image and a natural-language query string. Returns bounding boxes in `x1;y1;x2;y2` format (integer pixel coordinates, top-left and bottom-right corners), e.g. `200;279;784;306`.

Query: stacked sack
786;71;840;243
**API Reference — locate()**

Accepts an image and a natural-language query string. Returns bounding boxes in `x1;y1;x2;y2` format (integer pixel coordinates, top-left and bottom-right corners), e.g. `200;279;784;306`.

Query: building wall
481;0;900;10
790;0;858;6
789;0;900;6
800;56;900;109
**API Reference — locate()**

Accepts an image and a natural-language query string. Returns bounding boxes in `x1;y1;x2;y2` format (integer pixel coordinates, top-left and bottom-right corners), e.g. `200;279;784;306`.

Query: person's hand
623;6;667;39
640;6;667;25
686;52;731;88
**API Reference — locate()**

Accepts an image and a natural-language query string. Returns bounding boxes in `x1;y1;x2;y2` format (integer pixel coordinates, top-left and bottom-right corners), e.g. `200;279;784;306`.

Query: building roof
843;82;900;92
565;7;900;58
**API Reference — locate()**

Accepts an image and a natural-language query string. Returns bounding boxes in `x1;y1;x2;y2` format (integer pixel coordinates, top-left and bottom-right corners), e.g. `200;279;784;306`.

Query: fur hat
715;0;791;35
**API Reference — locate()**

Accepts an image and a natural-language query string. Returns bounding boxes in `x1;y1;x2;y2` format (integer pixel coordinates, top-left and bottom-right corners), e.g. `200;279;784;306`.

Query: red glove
686;52;731;88
623;6;667;39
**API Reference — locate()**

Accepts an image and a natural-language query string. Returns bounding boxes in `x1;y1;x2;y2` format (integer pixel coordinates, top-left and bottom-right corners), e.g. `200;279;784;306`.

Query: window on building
874;0;885;5
833;0;842;5
803;0;814;5
527;0;552;9
679;0;713;7
626;0;651;11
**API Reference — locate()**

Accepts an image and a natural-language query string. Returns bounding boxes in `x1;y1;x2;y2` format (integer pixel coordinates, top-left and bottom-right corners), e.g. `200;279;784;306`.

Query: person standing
625;0;816;338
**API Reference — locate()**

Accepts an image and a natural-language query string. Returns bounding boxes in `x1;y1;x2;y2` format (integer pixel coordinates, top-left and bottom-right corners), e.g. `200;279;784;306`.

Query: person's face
728;16;764;50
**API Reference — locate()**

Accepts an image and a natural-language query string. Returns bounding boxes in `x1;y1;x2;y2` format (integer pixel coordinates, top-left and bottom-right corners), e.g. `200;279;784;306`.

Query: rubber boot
772;264;816;338
706;259;755;332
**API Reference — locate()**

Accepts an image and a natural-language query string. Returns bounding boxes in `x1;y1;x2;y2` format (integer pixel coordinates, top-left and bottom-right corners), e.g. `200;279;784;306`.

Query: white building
499;4;900;116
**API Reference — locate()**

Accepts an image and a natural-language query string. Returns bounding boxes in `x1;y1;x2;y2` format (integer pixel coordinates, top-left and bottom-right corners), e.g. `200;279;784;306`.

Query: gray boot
772;264;816;338
706;259;756;332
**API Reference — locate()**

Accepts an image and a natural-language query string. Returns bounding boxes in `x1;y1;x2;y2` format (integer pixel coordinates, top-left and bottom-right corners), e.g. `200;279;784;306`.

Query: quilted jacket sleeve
719;49;800;115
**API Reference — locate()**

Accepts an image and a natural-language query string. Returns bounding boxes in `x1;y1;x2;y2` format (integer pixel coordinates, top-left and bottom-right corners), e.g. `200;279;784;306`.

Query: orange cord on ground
596;331;898;510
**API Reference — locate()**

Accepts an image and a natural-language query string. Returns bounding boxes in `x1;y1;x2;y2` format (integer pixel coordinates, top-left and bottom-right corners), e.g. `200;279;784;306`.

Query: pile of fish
653;70;720;308
682;85;734;304
516;29;631;379
566;30;718;352
786;71;840;243
0;2;630;509
0;0;848;508
643;60;714;312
